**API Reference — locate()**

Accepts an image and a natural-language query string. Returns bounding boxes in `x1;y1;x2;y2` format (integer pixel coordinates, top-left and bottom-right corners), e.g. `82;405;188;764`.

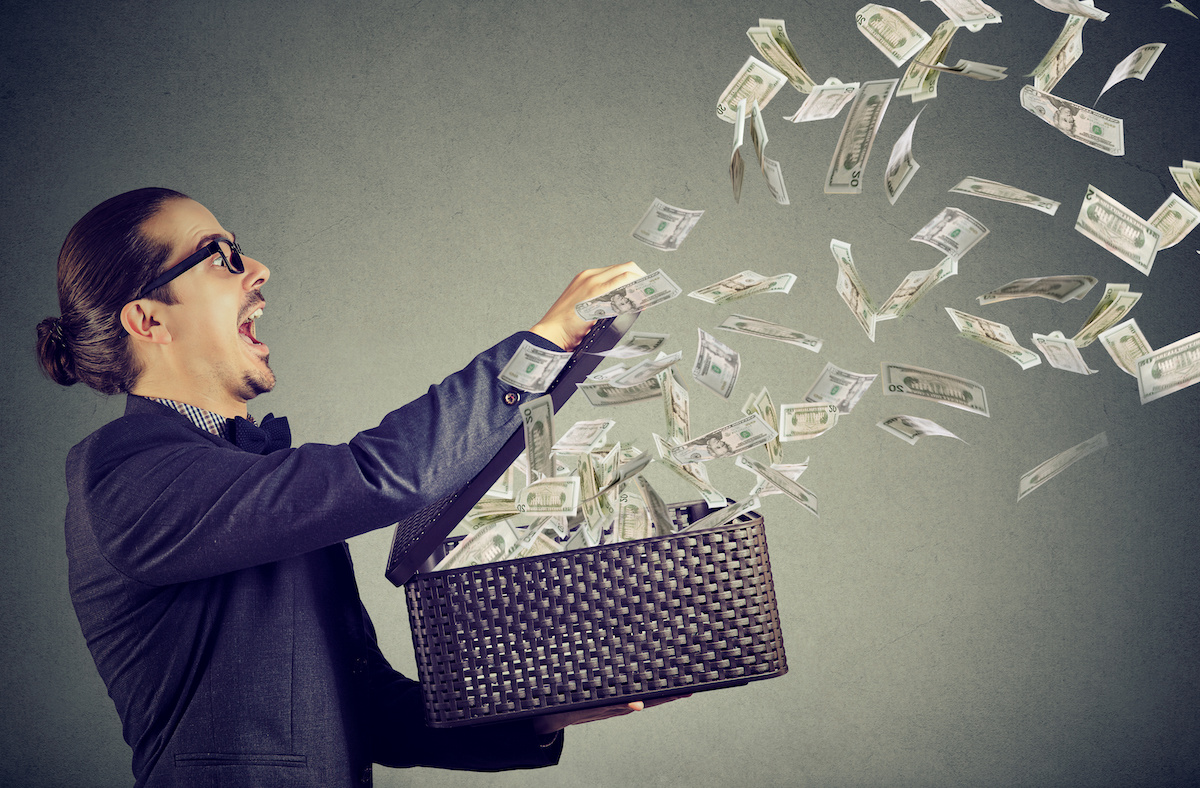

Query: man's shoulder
68;397;229;469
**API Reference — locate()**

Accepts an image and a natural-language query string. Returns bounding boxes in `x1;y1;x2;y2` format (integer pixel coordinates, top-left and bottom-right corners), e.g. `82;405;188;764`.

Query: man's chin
241;361;276;399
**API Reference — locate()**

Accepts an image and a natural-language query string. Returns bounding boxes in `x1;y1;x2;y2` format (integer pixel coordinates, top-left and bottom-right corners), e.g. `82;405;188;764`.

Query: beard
237;355;276;400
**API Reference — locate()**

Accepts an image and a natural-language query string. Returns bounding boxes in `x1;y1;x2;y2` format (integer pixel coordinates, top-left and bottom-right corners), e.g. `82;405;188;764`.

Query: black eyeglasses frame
136;239;245;300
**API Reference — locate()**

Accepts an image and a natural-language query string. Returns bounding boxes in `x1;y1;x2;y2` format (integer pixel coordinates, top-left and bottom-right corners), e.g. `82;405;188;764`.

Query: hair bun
36;315;78;386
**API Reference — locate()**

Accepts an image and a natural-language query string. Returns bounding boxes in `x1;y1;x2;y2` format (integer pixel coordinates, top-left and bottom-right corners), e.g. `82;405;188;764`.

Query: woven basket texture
404;502;787;727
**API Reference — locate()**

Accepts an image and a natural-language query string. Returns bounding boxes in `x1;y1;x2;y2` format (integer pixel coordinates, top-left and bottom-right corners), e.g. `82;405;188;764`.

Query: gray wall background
3;1;1198;786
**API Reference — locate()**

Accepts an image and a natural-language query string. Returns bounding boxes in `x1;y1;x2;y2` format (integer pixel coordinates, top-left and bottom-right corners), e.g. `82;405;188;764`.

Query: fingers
528;261;647;351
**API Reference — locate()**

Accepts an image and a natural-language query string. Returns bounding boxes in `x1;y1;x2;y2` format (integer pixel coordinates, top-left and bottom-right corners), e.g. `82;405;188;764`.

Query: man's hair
35;187;189;394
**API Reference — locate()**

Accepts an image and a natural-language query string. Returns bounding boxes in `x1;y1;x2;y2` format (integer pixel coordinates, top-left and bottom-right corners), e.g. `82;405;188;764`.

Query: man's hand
530;262;647;351
530;694;689;735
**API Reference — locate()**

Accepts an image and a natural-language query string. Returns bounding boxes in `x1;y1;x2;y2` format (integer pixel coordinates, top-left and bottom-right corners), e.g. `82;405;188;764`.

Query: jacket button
504;392;519;405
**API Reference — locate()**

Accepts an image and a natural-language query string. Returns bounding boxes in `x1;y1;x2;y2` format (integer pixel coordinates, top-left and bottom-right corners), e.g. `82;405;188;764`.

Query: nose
240;254;270;291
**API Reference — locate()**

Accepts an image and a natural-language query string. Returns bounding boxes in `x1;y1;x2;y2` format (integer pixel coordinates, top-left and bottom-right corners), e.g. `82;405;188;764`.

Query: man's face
140;198;275;406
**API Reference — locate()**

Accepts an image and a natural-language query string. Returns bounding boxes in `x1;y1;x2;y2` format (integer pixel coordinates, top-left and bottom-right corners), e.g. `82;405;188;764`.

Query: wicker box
404;501;788;728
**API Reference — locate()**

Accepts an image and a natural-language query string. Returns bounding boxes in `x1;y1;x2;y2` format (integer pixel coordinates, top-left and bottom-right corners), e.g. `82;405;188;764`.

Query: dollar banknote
876;414;965;445
737;455;809;499
575;268;682;319
614;482;655;542
585;451;652;505
763;156;790;205
784;77;859;123
592;331;670;359
485;464;515;499
1073;284;1140;348
856;5;931;66
630;200;704;251
551;419;615;454
577;375;662;407
1148;193;1200;249
949;176;1061;215
1135;330;1200;404
922;0;1002;31
1075;185;1161;274
976;275;1097;304
945;307;1042;369
1020;86;1124;156
499;340;571;393
634;474;675;537
737;454;819;518
876;255;957;320
885;107;923;205
749;100;768;171
777;402;839;440
1097;318;1151;376
1032;331;1097;375
747;22;817;93
896;20;956;102
520;394;555;481
594;442;622;517
825;79;898;194
610;351;682;389
831;239;878;342
587;363;628;384
717;56;788;122
689;270;795;303
912;207;989;259
731;97;746;202
689;270;768;303
1079;282;1127;328
1034;0;1108;21
741;386;782;464
1029;11;1087;93
668;414;776;463
913;59;1007;80
716;313;824;352
1169;164;1200;211
515;477;581;515
804;362;877;414
1095;43;1164;105
464;498;522;527
758;18;811;78
1163;1;1197;19
692;328;740;399
658;366;690;443
508;530;563;560
679;495;762;533
1017;432;1108;502
653;433;728;508
433;519;522;571
881;362;989;416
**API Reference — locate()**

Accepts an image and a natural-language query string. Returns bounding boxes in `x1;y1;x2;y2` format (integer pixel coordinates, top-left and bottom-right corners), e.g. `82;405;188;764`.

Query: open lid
384;311;639;586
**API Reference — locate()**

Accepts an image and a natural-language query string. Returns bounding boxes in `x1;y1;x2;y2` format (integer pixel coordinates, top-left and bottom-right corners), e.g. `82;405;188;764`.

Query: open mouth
238;306;265;349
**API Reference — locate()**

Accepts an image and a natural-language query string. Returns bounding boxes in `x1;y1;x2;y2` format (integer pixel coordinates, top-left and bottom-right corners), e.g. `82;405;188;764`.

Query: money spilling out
468;0;1199;576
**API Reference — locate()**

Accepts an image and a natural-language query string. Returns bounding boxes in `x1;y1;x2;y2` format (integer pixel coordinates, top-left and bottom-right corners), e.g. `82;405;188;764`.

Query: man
37;188;664;787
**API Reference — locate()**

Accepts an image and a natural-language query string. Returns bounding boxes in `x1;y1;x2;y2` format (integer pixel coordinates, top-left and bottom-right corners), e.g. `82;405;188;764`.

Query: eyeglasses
136;238;245;299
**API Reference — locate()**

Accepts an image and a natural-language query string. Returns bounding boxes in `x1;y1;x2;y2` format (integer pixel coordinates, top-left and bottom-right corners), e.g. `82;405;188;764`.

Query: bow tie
231;413;292;454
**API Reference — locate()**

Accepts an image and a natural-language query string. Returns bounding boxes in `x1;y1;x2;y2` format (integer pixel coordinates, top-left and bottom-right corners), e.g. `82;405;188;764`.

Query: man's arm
74;263;648;587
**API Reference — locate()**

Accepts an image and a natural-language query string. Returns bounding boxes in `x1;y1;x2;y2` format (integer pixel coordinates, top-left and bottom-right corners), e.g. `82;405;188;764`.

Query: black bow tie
231;413;292;454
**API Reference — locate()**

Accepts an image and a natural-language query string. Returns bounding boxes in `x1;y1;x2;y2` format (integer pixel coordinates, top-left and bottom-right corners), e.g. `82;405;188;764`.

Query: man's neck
130;382;249;420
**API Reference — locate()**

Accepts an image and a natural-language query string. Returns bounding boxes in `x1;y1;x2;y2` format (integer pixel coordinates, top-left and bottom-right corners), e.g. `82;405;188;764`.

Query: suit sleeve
70;332;560;586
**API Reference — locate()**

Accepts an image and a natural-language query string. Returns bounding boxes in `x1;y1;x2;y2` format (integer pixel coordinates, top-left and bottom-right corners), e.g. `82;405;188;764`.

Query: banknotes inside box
403;501;787;728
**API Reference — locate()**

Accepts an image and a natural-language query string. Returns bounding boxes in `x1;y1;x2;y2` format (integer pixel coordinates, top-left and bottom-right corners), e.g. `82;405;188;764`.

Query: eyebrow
194;230;237;254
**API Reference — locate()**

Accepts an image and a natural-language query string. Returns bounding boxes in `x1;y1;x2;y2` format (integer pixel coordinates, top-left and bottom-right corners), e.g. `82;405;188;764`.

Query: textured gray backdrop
3;1;1199;786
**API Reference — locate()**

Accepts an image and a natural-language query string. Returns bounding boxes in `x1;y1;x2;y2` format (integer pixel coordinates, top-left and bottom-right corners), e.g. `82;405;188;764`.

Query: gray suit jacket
65;331;564;787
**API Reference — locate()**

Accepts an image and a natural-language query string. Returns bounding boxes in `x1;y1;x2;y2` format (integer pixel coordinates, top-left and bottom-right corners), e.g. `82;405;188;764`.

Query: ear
120;300;172;345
